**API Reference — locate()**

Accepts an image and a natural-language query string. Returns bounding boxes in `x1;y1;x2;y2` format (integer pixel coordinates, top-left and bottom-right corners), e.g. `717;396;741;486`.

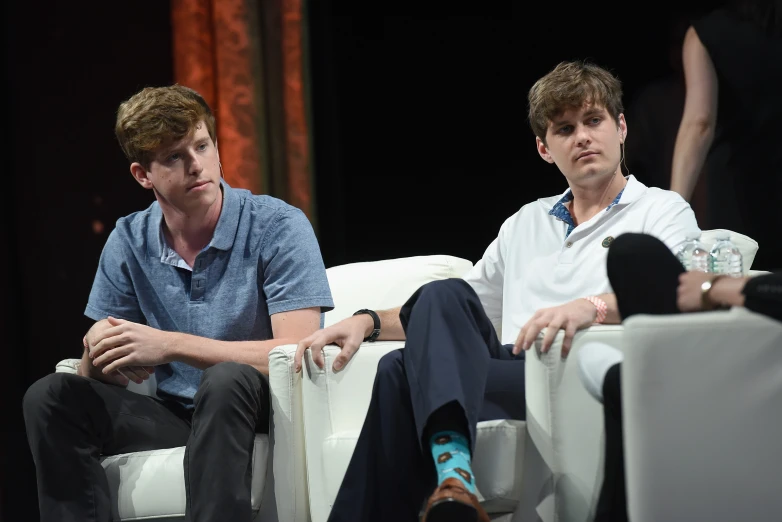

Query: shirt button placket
191;255;206;301
559;238;576;264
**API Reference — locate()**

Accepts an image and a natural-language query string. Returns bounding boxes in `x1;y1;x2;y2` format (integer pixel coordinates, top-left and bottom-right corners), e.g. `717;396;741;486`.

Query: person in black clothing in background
578;231;782;522
669;0;782;270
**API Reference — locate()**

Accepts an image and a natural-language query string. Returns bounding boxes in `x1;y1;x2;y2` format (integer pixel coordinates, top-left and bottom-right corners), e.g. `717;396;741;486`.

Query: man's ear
536;136;554;164
618;113;628;143
130;163;154;190
215;142;224;178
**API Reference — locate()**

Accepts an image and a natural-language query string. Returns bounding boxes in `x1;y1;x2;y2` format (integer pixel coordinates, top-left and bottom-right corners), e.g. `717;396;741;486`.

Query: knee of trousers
607;232;678;281
375;349;406;391
416;278;477;306
23;373;89;424
195;361;266;406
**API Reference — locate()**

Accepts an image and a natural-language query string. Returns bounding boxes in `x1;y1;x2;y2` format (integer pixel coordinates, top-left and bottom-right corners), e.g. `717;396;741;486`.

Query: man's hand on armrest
516;293;619;357
294;307;405;374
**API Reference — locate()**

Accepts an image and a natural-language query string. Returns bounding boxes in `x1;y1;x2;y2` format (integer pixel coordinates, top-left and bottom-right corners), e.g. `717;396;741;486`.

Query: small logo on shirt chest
601;236;614;248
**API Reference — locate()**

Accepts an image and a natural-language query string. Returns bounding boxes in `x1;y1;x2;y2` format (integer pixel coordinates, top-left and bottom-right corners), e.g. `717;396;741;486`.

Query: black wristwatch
353;309;381;342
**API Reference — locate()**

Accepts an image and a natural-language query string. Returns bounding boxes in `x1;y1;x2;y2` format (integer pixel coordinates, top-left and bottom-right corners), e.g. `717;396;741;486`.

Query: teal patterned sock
430;430;476;494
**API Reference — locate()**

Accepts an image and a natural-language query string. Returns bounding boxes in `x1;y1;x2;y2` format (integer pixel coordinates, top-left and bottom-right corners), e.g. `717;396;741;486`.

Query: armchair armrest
524;324;624;522
56;358;81;374
622;308;782;522
268;344;311;522
301;341;406;522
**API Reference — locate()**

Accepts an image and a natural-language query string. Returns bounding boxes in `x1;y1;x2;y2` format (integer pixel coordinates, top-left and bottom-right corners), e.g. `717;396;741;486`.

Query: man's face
134;121;221;211
536;104;626;186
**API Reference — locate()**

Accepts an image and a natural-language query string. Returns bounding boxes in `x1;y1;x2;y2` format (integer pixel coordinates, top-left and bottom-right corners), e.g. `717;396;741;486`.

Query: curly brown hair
527;61;623;144
115;85;217;168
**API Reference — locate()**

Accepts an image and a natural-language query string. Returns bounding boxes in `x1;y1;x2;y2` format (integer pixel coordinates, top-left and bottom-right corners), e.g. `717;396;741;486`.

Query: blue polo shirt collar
147;178;240;264
209;179;241;251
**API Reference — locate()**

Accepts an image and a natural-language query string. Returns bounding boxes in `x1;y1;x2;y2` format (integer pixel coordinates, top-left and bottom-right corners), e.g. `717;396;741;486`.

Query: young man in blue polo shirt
23;85;334;522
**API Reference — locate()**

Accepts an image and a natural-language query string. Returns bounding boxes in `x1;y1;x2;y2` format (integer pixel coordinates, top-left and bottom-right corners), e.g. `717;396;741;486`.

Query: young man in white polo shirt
295;60;700;522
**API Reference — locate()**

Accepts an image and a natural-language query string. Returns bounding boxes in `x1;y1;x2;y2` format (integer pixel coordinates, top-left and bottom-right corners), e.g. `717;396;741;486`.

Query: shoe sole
425;498;478;522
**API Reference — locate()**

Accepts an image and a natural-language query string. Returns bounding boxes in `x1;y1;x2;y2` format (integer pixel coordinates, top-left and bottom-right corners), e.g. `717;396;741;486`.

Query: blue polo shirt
85;180;334;407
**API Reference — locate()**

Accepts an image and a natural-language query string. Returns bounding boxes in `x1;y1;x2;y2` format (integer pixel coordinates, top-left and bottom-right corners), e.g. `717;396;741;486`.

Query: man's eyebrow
582;108;605;118
553;108;606;126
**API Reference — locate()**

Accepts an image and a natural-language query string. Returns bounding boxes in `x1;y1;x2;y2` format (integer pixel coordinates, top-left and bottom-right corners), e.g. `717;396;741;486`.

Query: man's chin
565;168;618;186
178;186;219;208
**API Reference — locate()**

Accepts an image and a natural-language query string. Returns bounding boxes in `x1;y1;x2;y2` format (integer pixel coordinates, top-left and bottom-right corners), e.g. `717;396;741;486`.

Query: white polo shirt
462;175;699;344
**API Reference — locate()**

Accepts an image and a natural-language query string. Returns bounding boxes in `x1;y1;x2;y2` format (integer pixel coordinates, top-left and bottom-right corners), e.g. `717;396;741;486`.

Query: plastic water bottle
675;233;711;272
709;233;743;277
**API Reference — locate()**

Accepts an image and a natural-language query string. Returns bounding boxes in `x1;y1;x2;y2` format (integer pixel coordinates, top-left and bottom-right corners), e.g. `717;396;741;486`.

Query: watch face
700;280;716;309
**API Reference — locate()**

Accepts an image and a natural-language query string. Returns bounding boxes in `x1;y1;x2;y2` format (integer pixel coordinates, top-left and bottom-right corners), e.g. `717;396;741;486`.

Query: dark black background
3;1;717;519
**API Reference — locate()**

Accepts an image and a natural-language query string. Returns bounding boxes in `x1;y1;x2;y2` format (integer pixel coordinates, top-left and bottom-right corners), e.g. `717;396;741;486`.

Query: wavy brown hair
527;61;623;145
115;85;217;168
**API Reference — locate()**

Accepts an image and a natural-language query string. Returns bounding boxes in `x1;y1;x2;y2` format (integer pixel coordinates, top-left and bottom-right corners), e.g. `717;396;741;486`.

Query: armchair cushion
100;437;268;521
323;254;475;326
319;417;525;514
701;228;759;272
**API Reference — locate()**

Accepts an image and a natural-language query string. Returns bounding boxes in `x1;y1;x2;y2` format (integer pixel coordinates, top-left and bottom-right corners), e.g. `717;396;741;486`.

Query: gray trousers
23;361;269;522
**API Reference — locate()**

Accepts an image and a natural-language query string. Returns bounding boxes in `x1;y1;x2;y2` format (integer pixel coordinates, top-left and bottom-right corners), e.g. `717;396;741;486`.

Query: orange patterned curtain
170;0;316;224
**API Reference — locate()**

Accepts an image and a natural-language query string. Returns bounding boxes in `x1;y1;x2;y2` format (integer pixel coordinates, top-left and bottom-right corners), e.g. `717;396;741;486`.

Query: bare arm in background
670;26;718;200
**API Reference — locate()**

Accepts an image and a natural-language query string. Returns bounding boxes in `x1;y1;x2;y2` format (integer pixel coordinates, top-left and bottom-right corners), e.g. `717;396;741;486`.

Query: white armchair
525;228;761;522
52;360;275;522
622;308;782;522
271;254;526;522
51;229;760;521
273;229;760;522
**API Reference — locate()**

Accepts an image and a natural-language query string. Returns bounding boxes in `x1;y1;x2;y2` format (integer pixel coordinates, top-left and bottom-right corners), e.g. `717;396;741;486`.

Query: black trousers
23;361;270;522
595;233;686;522
328;278;526;522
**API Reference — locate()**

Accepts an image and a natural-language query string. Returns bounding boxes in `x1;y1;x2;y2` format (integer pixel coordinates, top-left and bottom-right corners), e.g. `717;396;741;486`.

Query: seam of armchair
101;447;182;460
321;350;339;438
316;341;400;430
475;423;524;434
117;513;186;520
302;348;342;522
282;348;302;518
269;344;306;521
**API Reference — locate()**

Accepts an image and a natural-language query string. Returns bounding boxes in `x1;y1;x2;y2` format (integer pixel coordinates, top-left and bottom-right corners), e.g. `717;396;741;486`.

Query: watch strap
353;309;381;342
701;276;725;310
